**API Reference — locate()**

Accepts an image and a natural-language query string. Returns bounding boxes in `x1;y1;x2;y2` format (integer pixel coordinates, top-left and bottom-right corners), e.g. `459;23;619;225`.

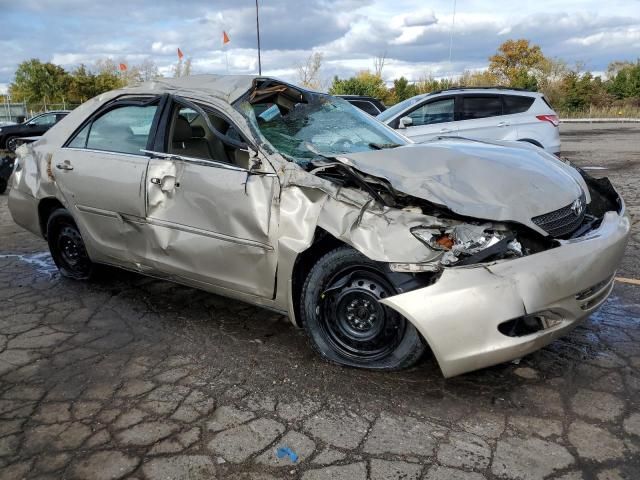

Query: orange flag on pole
177;48;184;60
223;31;230;44
119;63;127;72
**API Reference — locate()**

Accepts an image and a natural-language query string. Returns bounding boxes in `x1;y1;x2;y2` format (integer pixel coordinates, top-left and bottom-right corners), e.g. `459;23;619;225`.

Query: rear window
504;95;535;114
350;100;381;116
460;96;503;120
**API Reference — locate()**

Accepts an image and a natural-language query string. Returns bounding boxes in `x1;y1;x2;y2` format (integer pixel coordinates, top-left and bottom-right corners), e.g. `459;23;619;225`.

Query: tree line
324;40;640;116
3;39;639;117
2;57;191;110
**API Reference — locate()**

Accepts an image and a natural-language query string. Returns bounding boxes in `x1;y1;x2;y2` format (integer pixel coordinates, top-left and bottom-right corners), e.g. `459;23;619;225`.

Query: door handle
439;128;452;133
497;121;509;127
55;161;73;171
151;176;179;191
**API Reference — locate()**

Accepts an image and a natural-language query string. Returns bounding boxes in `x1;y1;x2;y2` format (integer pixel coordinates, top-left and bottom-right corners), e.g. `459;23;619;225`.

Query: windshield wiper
368;142;402;150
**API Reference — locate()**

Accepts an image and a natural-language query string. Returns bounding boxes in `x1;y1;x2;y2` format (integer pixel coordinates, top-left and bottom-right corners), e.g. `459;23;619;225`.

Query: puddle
0;252;59;277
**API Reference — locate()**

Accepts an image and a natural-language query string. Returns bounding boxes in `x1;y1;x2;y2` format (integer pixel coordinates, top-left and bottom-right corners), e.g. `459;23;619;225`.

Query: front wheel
5;136;19;153
46;209;95;280
301;246;425;370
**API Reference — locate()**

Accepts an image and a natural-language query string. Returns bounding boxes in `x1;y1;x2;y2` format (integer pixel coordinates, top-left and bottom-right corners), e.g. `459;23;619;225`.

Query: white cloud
403;10;437;27
0;0;638;88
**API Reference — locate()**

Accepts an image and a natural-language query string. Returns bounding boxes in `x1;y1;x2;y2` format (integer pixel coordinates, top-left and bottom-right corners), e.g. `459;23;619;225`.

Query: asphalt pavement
0;124;638;479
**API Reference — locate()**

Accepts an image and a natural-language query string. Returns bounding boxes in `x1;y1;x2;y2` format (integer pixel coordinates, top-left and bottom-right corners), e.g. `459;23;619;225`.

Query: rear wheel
5;136;19;153
301;246;425;370
46;209;94;280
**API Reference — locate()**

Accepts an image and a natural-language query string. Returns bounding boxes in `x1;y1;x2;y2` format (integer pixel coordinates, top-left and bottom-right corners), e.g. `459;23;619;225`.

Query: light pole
448;0;457;66
255;0;262;75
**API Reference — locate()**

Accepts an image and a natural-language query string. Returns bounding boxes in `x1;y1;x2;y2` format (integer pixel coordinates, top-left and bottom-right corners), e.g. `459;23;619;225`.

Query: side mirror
398;116;413;129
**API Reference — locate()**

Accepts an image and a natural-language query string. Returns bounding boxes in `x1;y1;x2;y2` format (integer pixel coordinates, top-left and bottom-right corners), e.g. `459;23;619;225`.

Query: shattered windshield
241;95;409;165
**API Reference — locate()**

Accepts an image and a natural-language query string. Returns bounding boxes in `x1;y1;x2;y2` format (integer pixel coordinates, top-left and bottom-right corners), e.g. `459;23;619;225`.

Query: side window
407;98;455;126
85;105;157;155
55;114;67;123
460;96;503;120
30;114;57;126
68;123;89;148
351;100;380;115
504;95;535;114
168;103;248;167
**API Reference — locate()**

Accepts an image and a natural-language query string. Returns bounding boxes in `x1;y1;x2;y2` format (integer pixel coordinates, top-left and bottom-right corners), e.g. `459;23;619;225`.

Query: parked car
8;76;628;377
0;154;15;194
378;87;561;154
337;95;386;116
0;110;70;152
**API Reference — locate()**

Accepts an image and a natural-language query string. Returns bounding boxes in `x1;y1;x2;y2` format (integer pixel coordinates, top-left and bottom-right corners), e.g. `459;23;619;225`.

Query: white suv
377;88;561;155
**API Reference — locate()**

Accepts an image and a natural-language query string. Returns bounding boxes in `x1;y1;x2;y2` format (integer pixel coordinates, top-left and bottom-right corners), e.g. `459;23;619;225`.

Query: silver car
8;76;629;377
378;88;561;155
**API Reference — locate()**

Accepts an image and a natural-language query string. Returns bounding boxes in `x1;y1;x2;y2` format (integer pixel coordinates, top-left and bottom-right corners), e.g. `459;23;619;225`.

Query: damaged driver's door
143;99;278;298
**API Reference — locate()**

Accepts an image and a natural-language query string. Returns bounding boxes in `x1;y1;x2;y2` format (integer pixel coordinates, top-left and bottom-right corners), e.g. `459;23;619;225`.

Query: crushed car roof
131;74;260;104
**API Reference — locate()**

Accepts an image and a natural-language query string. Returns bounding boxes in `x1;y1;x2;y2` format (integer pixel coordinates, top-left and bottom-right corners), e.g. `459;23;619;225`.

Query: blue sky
1;0;639;93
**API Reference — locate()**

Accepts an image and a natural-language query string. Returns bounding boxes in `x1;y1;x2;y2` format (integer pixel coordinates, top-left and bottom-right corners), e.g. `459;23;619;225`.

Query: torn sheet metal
337;141;590;235
381;211;630;377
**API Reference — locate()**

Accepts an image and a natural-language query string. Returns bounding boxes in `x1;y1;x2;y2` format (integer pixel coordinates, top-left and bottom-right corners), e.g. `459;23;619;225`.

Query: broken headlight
411;224;523;266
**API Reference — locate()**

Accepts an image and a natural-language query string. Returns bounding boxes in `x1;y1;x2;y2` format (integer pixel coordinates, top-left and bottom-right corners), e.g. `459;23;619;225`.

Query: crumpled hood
342;138;587;231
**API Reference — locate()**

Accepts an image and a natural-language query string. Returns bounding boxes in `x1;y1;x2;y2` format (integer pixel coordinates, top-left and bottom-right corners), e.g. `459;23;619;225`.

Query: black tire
5;136;19;153
46;209;94;280
300;246;425;370
0;177;6;195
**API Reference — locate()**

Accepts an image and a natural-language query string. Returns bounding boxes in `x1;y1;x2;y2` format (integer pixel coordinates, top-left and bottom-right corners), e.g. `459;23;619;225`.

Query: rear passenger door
501;94;536;138
398;96;458;142
455;95;509;140
56;96;162;264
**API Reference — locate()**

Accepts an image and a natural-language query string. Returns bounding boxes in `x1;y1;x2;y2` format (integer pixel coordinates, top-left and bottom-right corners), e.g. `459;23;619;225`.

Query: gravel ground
0;124;638;479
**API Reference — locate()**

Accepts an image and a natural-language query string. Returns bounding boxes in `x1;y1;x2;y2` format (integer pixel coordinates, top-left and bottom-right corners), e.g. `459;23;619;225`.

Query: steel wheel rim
57;225;91;275
320;266;405;360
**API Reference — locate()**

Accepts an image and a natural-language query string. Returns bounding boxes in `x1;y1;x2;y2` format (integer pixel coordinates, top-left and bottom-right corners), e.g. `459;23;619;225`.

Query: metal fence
1;100;27;124
1;99;81;124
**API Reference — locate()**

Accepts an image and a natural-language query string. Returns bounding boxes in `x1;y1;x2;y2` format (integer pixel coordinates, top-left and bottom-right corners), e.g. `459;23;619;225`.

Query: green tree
328;71;388;100
489;39;546;88
607;60;640;99
391;77;418;102
9;59;71;105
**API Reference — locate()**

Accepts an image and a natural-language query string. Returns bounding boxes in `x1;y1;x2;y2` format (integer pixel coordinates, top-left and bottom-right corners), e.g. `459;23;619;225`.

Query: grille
532;192;586;238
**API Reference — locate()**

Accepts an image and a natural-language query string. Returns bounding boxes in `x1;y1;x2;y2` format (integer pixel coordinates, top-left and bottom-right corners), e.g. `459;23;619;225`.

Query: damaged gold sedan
8;76;630;377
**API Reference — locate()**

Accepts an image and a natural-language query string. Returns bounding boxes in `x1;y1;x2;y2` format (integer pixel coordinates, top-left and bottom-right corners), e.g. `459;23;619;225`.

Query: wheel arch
290;227;347;327
38;197;66;239
518;138;544;149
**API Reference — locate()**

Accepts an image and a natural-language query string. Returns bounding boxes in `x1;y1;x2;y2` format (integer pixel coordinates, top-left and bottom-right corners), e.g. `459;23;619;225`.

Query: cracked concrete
0;125;639;479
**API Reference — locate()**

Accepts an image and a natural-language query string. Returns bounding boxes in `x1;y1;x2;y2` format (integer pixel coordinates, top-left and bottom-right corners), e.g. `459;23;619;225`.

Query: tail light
536;114;559;127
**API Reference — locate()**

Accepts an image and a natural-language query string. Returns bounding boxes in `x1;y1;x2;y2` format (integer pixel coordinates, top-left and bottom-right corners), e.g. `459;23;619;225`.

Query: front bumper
381;210;631;377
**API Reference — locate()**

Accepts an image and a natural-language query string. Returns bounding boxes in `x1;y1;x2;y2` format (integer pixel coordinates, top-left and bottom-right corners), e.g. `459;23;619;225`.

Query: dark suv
336;95;386;116
0;111;70;152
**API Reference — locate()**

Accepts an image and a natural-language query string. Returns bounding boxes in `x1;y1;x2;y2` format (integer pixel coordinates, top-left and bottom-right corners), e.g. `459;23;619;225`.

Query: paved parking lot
0;124;639;479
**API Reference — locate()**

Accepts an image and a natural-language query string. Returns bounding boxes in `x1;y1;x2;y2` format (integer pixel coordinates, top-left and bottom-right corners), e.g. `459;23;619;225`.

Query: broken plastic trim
498;311;563;337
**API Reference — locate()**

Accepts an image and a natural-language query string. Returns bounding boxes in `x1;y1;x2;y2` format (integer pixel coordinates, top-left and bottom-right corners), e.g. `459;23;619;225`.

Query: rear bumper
8;188;41;237
381;210;630;377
